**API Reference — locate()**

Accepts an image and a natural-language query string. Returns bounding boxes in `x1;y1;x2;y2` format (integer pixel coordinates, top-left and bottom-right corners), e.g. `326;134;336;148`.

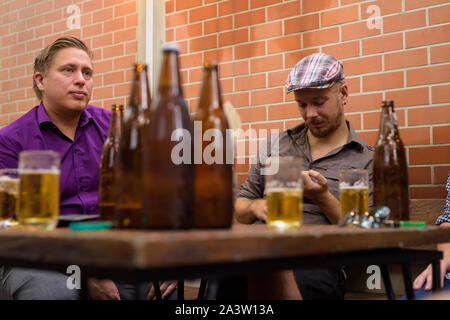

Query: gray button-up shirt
238;120;374;225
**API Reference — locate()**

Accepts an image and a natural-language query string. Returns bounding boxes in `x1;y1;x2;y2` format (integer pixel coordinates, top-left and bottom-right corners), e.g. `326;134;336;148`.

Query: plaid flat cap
285;53;345;93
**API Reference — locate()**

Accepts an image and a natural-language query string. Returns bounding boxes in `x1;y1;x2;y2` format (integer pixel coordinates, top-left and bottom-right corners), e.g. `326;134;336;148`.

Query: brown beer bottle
115;63;151;228
193;62;233;228
99;104;123;223
373;100;410;221
143;43;193;229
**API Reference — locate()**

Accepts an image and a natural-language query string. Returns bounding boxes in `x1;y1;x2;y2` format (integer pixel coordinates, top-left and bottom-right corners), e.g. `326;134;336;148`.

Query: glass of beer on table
265;156;303;230
0;169;20;228
339;169;369;218
18;150;60;230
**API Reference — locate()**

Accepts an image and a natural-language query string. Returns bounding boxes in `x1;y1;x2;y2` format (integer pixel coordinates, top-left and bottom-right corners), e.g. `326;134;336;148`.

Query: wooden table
0;224;449;299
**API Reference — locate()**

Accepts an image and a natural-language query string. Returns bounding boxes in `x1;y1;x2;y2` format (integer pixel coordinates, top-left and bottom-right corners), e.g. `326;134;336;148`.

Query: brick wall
0;0;139;118
165;0;450;199
0;0;449;198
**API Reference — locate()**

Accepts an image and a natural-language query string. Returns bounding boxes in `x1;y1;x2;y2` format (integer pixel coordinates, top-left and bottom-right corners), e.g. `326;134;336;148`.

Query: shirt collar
37;101;93;128
287;119;366;151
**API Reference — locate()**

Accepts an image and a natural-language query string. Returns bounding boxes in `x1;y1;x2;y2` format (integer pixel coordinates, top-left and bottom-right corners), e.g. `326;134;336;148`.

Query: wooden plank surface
0;224;449;271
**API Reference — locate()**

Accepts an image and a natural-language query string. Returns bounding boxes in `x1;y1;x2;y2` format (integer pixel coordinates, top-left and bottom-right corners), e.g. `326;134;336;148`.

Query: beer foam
266;187;302;192
339;184;369;190
19;169;60;175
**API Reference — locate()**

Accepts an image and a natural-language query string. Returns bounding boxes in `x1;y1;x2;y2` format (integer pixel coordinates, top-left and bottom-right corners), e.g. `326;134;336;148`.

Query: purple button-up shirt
0;102;111;216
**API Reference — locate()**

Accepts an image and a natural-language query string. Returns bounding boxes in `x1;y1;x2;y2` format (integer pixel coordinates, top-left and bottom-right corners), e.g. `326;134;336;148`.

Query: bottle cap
162;42;180;53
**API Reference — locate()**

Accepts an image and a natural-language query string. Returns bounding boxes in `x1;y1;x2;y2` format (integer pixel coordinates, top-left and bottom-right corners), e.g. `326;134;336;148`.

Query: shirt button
74;149;79;154
80;186;85;192
79;178;83;183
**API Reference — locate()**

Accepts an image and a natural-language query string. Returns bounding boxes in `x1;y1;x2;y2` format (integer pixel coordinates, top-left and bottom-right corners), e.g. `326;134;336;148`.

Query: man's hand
249;199;267;222
87;278;120;300
147;280;177;300
413;258;450;291
234;198;267;224
301;170;329;202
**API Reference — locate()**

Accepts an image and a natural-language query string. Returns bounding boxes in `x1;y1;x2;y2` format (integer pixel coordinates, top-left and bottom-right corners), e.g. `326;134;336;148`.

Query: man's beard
306;109;343;138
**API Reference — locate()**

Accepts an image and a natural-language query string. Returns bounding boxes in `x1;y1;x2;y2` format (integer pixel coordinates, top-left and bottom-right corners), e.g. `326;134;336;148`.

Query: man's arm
302;170;341;225
234;197;267;224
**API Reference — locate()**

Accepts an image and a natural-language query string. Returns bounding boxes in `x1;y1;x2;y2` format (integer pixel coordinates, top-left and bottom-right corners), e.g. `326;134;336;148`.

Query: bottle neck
198;66;222;112
157;51;182;97
107;110;121;140
378;104;399;138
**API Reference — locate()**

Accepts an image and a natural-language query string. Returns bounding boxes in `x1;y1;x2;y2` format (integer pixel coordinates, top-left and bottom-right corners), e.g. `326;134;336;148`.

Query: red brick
104;17;125;33
363;109;405;129
251;88;284;106
175;0;202;11
26;15;44;29
432;85;450;104
399;127;430;145
189;4;216;23
125;41;138;55
126;13;138;27
219;29;247;47
103;44;124;59
235;74;266;92
385;87;429;108
93;86;113;100
268;70;288;88
179;53;202;69
345;114;361;130
429;3;450;25
284;14;319;34
268;102;300;120
236;106;267;123
93;34;113;48
363;72;404;92
166;11;188;27
83;0;103;12
190;35;217;52
93;60;113;74
409;166;432;184
267;1;300;21
284;49;317;68
302;0;338;14
250;0;280;9
218;0;248;16
18;30;34;43
303;27;339;47
250;55;283;73
409;105;450;126
410;187;446;199
406;24;450;48
235;9;265;28
82;24;103;38
343;56;382;76
407;64;450;87
267;34;301;54
362;33;403;55
176;23;202;40
323;41;360;60
383;10;426;33
434;166;450;184
234;41;266;60
346;77;361;94
346;93;383;113
430;44;450;64
405;0;448;10
114;1;137;17
92;7;113;23
166;0;174;13
251;21;282;41
204;17;232;34
204;47;233;63
409;146;450;165
361;0;402;18
223;92;249;107
342;21;381;41
321;5;358;27
114;55;135;70
433;125;450;144
219;61;249;78
166;29;174;42
250;121;284;135
114;28;137;43
385;48;428;71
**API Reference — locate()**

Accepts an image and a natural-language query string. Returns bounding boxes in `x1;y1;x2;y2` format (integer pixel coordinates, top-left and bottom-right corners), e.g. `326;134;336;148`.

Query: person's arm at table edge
234;197;267;224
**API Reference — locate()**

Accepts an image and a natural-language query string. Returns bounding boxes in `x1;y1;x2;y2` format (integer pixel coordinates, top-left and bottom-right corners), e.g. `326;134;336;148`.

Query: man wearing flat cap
234;53;374;300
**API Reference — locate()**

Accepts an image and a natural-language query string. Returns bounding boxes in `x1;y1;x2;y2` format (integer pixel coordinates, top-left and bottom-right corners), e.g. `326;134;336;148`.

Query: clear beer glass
18;150;60;230
265;156;303;230
0;169;20;228
339;169;369;218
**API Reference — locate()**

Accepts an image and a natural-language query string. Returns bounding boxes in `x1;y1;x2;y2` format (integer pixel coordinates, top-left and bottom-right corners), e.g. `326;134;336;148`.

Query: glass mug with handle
18;150;60;230
338;169;369;219
264;156;303;230
0;169;20;228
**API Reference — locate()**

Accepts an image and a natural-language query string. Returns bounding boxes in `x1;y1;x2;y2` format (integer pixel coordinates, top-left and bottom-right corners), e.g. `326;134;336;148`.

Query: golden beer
266;188;303;229
0;178;19;221
339;186;369;218
18;170;59;229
